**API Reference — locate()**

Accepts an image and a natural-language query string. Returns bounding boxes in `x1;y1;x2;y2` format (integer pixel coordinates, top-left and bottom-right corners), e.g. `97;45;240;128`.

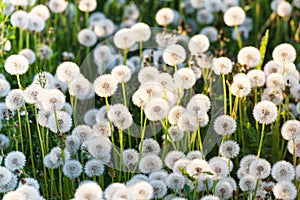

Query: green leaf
179;167;197;182
256;29;269;70
202;171;214;176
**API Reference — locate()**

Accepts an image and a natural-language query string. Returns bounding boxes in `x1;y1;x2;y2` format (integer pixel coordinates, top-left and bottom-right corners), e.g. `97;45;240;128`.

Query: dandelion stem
222;74;227;115
17;109;24;152
123;48;127;65
257;123;265;158
139;41;143;67
234;25;242;49
16;74;23;89
24;104;36;179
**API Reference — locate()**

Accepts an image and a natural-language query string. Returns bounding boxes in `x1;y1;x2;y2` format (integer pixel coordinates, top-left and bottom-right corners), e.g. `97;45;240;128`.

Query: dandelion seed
178;112;197;132
287;137;300;156
0;167;12;186
149;170;168;182
16;185;41;200
186;159;211;181
131;22;151;42
277;1;292;17
231;76;252;97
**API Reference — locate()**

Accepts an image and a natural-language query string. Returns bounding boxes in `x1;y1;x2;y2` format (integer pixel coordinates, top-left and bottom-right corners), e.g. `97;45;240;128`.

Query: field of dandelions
1;0;300;199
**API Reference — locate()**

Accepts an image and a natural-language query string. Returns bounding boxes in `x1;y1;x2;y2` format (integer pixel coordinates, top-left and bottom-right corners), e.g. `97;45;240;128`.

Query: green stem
257;124;265;158
222;74;227;115
234;25;242;49
24;105;36;179
17;109;24;152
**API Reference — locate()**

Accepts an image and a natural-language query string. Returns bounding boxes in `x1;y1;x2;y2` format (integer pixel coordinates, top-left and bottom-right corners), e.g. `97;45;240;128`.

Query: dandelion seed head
94;74;118;97
18;49;36;65
166;173;185;190
139;154;163;174
2;191;26;200
249;158;271;179
16;185;41;200
104;183;126;200
163;44;186;66
215;181;233;199
272;160;295;182
188;34;210;55
253;100;278;124
48;0;68;13
48;111;72;133
237;46;261;68
231;76;252;97
178;112;197;132
272;43;296;64
111;65;131;83
247;69;265;88
155;8;174;26
5;151;26;171
287;137;300;156
239;175;256;192
30;4;50;20
213;115;236;136
113;28;136;49
74;182;103;200
5;54;29;75
149;180;167;198
18;178;40;191
149;170;168;182
186;159;211;180
10;11;29;30
174;68;196;89
123;149;139;168
144;98;169;121
140;138;161;156
273;181;297;200
223;6;246;26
